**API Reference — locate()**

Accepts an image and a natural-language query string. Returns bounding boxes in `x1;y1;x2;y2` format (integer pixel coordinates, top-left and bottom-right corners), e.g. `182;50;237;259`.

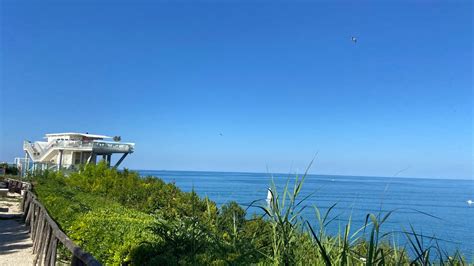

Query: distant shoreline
132;169;473;182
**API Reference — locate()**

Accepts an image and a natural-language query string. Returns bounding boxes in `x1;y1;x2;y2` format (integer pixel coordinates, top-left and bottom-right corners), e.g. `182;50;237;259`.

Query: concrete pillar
23;152;28;177
58;150;63;170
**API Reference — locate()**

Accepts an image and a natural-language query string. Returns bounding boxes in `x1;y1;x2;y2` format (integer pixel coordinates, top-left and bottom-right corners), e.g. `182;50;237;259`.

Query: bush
69;208;155;265
31;163;237;265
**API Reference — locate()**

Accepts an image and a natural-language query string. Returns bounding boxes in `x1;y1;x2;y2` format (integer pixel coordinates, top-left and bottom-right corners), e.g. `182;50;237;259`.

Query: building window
74;152;81;165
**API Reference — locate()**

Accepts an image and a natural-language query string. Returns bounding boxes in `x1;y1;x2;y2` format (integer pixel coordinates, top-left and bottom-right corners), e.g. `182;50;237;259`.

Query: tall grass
254;165;467;265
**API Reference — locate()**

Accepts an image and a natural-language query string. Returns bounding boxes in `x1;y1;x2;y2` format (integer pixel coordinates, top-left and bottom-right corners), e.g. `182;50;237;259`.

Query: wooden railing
7;179;27;194
8;180;101;266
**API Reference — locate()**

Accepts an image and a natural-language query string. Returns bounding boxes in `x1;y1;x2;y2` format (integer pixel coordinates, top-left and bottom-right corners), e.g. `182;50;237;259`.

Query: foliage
0;162;19;175
32;164;214;264
31;162;467;265
64;163;214;219
69;208;155;265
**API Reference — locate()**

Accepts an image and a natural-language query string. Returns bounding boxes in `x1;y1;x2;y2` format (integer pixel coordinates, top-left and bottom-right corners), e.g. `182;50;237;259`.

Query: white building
21;132;135;173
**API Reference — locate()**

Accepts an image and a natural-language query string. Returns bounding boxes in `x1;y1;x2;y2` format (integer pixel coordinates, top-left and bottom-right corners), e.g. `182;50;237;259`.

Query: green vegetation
31;162;466;265
0;162;19;176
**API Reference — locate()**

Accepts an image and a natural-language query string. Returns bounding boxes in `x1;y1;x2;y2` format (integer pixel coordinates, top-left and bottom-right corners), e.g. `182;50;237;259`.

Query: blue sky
1;1;472;179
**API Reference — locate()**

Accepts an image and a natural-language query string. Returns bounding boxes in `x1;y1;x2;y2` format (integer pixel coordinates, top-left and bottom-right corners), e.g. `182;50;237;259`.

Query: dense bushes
69;208;155;264
32;163;267;265
32;163;466;265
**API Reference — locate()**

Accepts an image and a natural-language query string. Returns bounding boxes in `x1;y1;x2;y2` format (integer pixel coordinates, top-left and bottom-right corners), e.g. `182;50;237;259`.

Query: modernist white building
20;132;135;173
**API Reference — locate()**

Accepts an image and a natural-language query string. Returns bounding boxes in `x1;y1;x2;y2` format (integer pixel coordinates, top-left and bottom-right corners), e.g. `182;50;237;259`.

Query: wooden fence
8;179;26;194
8;180;101;265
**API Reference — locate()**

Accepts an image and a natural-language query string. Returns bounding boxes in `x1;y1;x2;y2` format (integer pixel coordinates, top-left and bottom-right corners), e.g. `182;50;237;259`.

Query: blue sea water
137;170;474;260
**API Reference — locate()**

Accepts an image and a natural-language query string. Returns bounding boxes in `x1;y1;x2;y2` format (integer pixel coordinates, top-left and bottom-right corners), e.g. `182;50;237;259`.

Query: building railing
24;140;134;158
92;141;134;153
24;141;41;159
13;181;102;266
51;140;94;149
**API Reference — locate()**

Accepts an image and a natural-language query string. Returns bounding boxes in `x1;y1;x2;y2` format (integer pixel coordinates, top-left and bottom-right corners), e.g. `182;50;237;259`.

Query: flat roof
45;132;112;139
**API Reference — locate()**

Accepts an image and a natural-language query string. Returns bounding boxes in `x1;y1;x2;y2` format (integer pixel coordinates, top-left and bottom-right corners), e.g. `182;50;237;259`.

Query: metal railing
51;141;94;149
24;141;41;159
24;140;134;157
7;180;102;265
92;141;134;153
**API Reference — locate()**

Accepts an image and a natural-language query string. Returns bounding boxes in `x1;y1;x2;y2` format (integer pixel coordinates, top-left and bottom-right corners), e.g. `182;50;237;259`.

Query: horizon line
129;168;473;181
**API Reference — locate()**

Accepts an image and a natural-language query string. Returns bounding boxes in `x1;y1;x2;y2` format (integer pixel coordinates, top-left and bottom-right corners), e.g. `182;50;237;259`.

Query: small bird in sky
351;36;357;44
219;133;223;137
467;200;473;206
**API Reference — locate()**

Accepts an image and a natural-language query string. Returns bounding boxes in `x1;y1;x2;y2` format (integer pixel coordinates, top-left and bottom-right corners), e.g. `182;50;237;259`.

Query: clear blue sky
1;1;472;179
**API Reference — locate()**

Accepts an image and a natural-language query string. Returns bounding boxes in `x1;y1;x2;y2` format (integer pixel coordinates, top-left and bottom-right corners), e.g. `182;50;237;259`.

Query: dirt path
0;193;34;266
0;193;22;215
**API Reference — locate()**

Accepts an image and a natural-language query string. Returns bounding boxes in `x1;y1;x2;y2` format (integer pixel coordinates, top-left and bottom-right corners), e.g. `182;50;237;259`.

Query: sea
137;170;473;260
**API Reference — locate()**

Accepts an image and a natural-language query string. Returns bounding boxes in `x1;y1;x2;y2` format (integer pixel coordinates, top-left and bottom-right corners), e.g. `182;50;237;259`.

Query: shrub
69;208;155;265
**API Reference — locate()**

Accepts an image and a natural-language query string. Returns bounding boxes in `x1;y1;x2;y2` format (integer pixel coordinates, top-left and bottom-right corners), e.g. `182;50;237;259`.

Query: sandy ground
0;193;34;265
0;193;23;215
